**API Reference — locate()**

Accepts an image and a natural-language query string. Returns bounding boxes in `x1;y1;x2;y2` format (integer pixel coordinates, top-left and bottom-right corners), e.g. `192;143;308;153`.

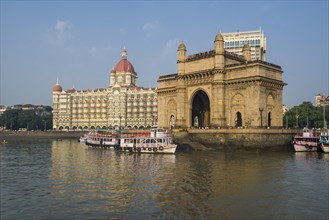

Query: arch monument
157;32;285;129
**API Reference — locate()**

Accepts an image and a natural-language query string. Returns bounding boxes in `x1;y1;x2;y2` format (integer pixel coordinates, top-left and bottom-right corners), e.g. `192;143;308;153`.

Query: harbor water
1;139;328;219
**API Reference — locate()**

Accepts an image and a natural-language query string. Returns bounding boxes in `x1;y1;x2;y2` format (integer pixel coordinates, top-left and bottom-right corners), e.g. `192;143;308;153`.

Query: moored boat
85;130;118;148
293;128;320;152
319;130;329;153
116;128;177;154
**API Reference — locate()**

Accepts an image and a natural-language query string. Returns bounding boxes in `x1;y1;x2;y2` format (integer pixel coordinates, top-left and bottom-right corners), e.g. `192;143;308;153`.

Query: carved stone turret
177;41;186;75
214;32;225;69
242;43;251;61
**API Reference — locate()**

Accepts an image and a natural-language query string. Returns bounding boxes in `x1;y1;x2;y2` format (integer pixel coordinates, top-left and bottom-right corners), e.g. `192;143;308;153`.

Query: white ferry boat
85;130;118;148
116;128;177;154
293;128;320;152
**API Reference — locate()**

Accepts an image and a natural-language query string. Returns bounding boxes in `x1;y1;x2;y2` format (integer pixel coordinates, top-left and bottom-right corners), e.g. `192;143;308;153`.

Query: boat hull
85;142;116;148
293;143;318;152
116;145;177;154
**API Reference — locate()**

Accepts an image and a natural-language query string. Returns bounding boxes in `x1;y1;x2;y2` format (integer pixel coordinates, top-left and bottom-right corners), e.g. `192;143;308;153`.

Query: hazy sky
1;1;328;108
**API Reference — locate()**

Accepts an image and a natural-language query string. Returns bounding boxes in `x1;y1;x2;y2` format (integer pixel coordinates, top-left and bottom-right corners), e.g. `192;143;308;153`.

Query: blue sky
1;1;328;108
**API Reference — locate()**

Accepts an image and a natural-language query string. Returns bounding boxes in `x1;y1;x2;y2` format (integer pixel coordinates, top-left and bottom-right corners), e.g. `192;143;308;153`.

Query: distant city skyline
1;1;328;108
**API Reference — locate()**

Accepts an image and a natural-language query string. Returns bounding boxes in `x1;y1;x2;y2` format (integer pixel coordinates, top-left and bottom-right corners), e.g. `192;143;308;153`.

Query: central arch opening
191;90;210;128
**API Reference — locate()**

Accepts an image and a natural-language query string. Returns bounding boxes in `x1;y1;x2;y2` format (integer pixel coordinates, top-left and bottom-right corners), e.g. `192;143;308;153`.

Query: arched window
268;112;272;127
235;112;242;127
170;115;175;129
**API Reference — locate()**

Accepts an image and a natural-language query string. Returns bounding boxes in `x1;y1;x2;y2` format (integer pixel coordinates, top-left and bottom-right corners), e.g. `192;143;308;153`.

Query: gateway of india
53;31;285;130
157;32;284;129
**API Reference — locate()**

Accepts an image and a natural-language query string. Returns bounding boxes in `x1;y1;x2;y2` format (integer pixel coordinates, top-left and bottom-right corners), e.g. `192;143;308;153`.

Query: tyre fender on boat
148;147;152;151
159;146;164;151
153;147;158;152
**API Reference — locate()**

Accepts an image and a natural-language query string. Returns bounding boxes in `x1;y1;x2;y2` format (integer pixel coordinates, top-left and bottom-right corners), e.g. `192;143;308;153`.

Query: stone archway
191;90;210;128
167;99;177;128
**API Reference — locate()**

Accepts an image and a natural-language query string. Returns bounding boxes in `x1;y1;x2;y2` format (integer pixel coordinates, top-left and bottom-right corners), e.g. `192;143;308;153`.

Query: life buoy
159;146;164;151
153;147;158;152
143;147;146;151
148;148;152;151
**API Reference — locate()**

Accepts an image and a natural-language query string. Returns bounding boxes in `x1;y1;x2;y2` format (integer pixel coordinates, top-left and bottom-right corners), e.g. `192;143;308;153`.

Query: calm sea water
0;139;328;220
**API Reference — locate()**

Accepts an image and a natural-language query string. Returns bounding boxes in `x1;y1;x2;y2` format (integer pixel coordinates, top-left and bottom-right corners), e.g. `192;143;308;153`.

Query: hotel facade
52;49;157;130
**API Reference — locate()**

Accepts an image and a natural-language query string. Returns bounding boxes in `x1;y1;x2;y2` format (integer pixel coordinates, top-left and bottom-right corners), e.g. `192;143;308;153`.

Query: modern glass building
222;28;266;61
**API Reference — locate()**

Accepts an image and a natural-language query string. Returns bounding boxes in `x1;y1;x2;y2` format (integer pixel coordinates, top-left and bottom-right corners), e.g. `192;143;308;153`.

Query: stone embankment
172;128;298;150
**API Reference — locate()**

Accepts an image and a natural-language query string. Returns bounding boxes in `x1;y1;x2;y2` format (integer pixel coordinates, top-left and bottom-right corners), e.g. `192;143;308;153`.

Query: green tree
18;110;40;130
40;114;52;130
0;106;53;131
0;109;20;130
283;101;326;128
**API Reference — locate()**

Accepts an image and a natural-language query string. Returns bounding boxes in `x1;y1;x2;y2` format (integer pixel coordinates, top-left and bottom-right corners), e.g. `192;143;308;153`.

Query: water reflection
48;141;329;219
50;140;177;218
2;140;327;219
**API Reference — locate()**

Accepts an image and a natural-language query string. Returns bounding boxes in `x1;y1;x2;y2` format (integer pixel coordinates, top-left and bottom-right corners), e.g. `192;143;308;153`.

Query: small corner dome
178;42;186;51
214;32;224;42
53;84;62;92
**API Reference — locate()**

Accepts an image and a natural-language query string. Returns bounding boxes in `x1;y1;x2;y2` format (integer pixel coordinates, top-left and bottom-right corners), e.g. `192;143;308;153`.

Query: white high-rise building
222;28;266;61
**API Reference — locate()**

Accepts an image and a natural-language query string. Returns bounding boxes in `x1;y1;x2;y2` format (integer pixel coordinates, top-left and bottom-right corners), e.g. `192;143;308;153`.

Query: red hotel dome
53;80;62;92
113;48;136;75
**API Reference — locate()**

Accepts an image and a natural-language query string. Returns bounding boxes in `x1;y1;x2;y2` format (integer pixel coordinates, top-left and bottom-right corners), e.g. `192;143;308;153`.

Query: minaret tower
242;43;251;61
52;79;62;130
177;41;186;75
214;32;225;69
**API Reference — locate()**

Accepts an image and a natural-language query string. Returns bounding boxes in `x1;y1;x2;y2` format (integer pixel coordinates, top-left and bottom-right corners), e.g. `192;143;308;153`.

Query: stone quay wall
172;128;298;150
